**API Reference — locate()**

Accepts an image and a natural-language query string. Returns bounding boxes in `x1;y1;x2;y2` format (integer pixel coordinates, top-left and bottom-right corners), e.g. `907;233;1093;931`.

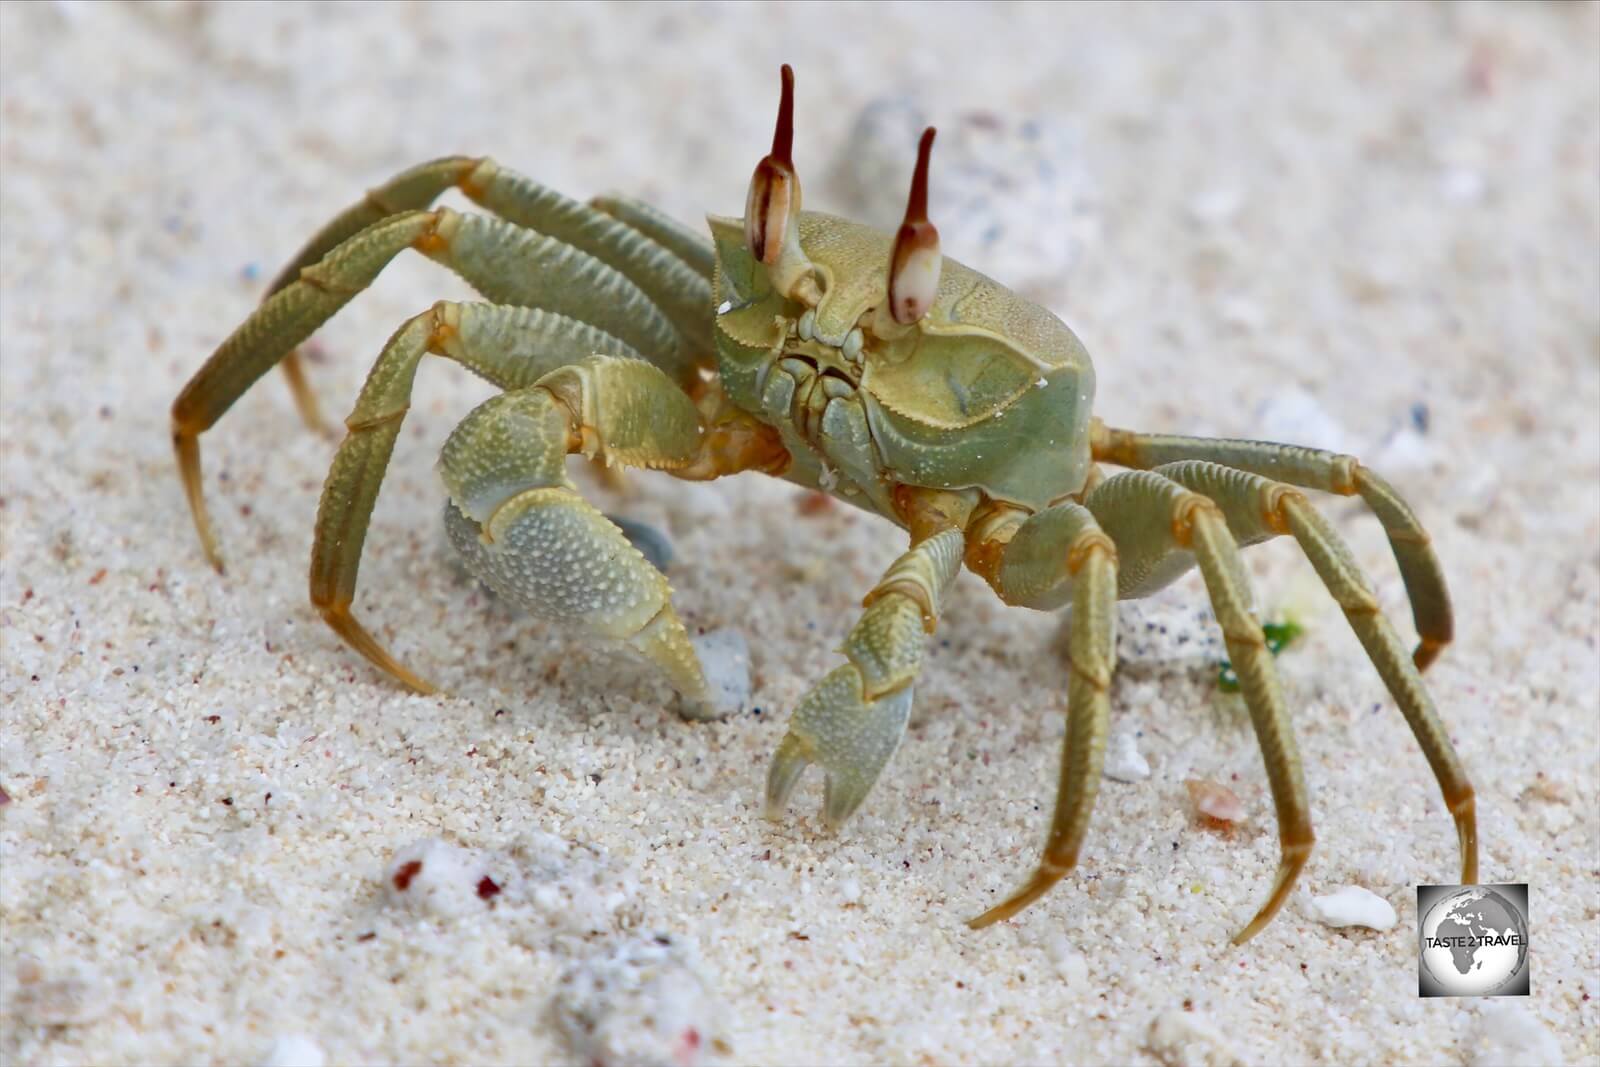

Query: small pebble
688;628;752;718
1307;885;1397;931
1440;167;1486;204
660;482;731;523
1187;186;1244;225
384;838;496;920
1409;401;1430;434
1045;935;1089;986
513;831;642;939
260;1035;326;1067
11;959;104;1026
1369;425;1436;473
609;514;674;573
1469;1003;1563;1067
1185;779;1245;825
552;934;728;1067
1253;388;1351;455
1146;1008;1243;1067
1104;731;1150;782
826;97;1097;299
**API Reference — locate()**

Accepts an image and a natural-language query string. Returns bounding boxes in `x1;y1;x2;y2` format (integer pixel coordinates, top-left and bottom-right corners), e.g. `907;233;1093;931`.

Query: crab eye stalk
888;126;941;325
745;64;801;266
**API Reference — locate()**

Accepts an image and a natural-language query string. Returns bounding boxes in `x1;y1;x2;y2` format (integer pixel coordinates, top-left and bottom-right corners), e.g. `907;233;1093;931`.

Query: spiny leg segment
964;501;1119;929
173;157;714;571
589;194;718;281
261;158;490;434
1085;470;1315;944
1155;459;1476;885
307;300;648;694
1092;420;1452;671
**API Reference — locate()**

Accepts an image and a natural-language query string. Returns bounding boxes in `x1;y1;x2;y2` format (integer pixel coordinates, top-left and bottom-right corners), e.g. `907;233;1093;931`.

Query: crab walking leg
437;358;721;716
588;195;717;281
261;157;484;431
963;502;1119;928
460;161;714;364
174;207;681;570
1086;470;1315;943
1092;421;1451;671
1155;460;1477;884
307;302;648;694
765;528;966;827
247;158;713;416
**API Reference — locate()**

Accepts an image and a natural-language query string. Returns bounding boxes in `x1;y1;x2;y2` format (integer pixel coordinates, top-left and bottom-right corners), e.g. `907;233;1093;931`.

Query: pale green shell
709;210;1095;512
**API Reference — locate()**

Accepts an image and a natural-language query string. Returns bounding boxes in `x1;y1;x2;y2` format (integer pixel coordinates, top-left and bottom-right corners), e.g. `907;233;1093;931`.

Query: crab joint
888;127;941;325
744;64;819;304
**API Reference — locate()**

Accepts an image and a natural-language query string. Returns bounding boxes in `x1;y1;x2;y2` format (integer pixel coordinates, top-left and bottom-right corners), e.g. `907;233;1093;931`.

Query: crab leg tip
280;348;330;435
965;864;1070;930
1453;793;1479;884
173;424;226;572
1230;841;1312;945
316;600;438;695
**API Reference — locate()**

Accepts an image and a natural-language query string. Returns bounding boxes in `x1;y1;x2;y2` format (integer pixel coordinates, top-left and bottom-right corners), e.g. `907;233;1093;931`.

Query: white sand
2;3;1596;1064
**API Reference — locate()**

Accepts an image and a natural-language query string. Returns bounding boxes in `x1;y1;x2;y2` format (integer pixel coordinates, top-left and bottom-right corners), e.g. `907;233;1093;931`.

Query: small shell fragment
689;628;752;716
11;960;104;1026
1103;731;1150;782
1469;1003;1563;1067
1185;779;1245;825
1307;885;1397;931
260;1035;327;1067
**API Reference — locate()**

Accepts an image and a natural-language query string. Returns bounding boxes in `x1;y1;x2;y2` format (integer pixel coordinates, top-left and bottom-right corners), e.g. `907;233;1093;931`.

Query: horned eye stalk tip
889;125;942;325
773;64;795;164
745;63;801;265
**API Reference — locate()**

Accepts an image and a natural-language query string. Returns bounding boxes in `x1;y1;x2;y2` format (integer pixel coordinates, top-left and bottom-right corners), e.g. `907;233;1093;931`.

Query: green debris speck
1217;663;1241;693
1216;619;1304;693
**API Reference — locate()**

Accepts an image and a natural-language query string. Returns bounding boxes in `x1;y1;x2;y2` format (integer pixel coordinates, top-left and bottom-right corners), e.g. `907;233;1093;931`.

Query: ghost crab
171;66;1476;942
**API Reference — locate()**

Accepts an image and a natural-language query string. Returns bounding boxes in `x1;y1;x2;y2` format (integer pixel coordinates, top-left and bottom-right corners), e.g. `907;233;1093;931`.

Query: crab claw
764;666;916;828
744;63;801;266
888;126;941;324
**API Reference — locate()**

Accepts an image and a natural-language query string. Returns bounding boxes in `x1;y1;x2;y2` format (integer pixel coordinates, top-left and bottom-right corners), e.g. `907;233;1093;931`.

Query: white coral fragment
1307;885;1397;931
1103;730;1150;782
690;628;752;716
260;1035;326;1067
384;838;496;920
552;934;728;1067
1469;1003;1563;1067
1146;1008;1245;1067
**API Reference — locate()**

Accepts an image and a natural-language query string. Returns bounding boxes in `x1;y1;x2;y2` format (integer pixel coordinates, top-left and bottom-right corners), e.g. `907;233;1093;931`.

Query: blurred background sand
2;2;1596;1064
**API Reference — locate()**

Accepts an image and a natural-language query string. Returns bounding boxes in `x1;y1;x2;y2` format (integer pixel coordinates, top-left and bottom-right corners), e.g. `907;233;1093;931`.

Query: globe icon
1419;887;1529;996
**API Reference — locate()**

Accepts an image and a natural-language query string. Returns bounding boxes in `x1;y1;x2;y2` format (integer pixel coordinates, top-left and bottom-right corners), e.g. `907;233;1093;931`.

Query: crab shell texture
708;210;1095;520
